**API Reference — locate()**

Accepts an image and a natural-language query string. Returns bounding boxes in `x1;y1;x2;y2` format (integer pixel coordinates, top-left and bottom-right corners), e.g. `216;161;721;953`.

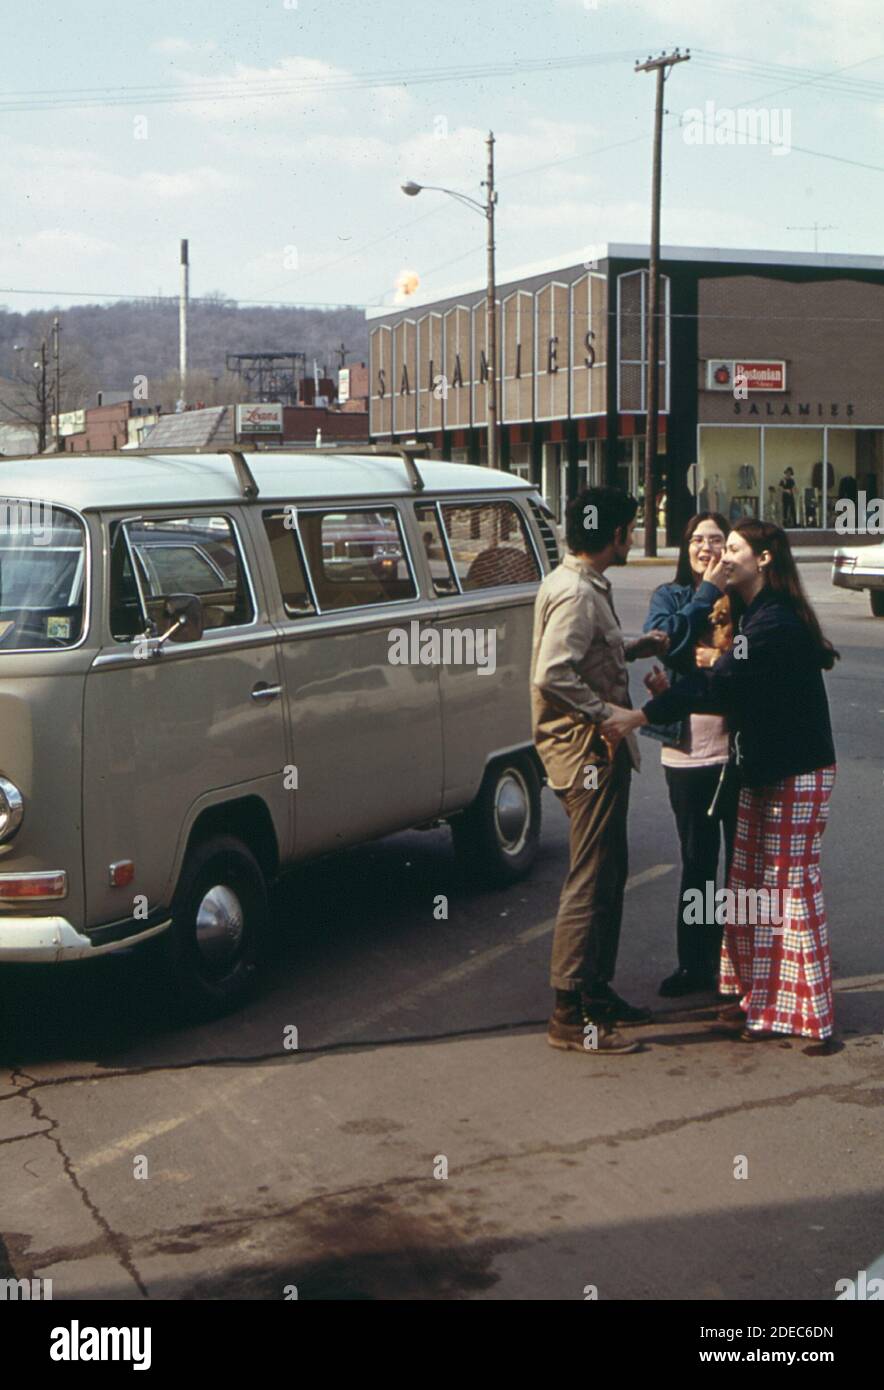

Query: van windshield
0;501;86;649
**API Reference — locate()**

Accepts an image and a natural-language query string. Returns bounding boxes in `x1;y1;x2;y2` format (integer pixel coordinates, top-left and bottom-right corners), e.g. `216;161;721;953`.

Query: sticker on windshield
46;616;71;640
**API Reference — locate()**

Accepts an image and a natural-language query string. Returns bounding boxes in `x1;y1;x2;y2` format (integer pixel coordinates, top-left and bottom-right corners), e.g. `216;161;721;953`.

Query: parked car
831;541;884;616
0;447;560;1016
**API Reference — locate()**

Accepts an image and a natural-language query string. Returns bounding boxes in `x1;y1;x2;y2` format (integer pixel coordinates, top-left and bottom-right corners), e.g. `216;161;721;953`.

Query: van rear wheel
160;834;267;1019
870;590;884;617
451;755;541;886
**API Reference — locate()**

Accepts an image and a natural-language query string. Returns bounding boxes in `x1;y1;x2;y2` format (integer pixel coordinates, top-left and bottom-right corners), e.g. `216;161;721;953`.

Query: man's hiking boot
547;991;641;1055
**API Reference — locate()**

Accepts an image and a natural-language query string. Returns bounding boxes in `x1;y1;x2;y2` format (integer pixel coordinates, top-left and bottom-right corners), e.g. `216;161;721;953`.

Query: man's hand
625;630;670;662
703;554;728;592
643;664;669;697
600;705;647;749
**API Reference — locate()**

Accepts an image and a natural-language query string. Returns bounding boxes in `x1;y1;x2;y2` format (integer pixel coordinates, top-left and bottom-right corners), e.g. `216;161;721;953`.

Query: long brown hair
674;511;730;587
731;518;839;669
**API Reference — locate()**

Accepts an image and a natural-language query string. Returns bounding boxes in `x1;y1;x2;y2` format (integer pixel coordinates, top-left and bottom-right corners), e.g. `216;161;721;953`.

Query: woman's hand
694;645;719;669
643;664;669;697
703;554;728;592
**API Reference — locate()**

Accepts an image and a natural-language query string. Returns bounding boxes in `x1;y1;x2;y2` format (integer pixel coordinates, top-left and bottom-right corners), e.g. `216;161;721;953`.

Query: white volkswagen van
0;446;559;1015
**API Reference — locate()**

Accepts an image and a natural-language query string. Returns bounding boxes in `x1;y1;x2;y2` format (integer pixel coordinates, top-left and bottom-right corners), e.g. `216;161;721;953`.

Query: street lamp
401;131;499;470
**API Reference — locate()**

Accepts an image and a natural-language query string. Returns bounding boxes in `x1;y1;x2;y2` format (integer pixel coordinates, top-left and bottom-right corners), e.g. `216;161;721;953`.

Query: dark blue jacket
643;578;723;675
641;578;722;746
642;588;836;787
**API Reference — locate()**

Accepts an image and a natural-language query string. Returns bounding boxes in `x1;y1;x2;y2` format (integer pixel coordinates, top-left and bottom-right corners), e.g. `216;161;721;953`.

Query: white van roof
0;451;532;511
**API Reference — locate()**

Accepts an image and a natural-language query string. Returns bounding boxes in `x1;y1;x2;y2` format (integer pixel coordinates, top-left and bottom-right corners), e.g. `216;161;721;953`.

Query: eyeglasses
689;536;724;549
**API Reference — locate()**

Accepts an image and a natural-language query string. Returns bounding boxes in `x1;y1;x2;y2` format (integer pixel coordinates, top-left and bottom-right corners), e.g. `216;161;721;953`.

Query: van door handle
251;682;282;702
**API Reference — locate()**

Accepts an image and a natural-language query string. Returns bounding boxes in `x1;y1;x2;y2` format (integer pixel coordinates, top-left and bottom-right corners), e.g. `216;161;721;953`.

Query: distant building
139;402;368;451
338;362;369;413
367;242;884;542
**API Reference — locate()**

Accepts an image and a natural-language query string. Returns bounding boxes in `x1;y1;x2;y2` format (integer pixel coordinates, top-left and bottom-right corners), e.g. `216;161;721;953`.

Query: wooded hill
0;297;368;410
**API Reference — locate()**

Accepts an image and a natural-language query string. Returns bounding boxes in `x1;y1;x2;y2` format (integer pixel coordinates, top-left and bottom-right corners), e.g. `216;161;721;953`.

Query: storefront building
367;244;884;542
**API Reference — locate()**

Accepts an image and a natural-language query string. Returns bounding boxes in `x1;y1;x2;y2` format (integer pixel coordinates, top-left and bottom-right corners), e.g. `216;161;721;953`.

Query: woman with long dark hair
606;520;839;1042
642;512;740;997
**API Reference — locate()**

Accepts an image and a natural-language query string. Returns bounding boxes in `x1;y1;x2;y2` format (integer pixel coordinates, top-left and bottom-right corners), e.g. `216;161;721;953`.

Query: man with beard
531;487;669;1055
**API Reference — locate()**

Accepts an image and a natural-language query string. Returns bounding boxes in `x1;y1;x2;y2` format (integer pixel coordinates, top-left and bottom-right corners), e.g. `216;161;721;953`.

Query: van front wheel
161;834;267;1019
870;590;884;617
451;756;542;886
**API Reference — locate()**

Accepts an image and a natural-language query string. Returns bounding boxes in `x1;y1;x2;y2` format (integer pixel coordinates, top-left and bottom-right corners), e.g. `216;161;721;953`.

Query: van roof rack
0;442;429;499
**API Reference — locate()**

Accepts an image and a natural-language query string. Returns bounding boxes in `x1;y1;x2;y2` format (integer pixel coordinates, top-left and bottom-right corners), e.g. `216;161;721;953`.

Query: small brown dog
709;595;734;652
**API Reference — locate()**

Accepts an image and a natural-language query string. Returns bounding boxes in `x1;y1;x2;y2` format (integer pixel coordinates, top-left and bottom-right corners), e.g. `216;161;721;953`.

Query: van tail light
0;871;67;901
109;861;135;888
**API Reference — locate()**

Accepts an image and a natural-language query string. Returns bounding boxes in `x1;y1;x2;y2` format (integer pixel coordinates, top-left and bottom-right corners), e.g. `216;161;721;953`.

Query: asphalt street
1;563;881;1301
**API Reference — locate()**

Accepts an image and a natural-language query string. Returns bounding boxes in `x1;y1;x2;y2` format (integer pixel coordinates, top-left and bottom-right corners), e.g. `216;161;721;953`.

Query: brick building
367;244;884;542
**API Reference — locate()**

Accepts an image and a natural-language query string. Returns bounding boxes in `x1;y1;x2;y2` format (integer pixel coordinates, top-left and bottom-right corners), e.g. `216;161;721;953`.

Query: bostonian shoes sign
706;359;786;392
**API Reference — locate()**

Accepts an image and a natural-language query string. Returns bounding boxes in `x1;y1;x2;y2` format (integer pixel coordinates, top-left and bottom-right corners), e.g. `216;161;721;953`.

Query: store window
697;427;762;526
506;442;532;482
829;428;884;531
764;429;825;529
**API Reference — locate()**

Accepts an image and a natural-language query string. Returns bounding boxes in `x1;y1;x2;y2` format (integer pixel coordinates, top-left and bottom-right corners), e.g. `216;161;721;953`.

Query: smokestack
178;238;189;410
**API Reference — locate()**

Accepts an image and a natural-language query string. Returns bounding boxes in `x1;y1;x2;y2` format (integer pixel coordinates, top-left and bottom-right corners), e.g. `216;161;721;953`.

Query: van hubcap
195;884;245;970
493;769;530;856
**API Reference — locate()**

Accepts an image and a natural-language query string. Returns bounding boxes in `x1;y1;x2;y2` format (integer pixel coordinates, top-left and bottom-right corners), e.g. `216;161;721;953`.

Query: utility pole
52;316;61;450
484;131;499;470
335;342;349;369
178;238;189;411
635;48;690;555
36;340;48;453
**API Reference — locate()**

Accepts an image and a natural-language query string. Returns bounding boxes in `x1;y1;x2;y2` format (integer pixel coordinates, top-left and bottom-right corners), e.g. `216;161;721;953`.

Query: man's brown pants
549;744;631;992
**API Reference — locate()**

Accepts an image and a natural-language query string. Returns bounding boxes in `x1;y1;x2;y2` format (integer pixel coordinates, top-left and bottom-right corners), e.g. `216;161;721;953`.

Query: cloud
151;37;219;55
175;55;413;129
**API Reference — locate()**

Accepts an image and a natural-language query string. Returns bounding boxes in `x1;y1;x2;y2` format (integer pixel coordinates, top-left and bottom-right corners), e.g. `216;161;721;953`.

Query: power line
0;52;637;116
0;287;367;308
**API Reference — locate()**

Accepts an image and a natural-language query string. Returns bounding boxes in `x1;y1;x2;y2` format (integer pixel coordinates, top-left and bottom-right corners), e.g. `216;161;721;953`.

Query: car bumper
832;568;865;591
832;567;884;591
0;912;172;962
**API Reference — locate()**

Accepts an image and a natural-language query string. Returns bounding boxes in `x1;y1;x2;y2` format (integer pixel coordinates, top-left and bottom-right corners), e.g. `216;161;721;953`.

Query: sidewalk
628;546;834;566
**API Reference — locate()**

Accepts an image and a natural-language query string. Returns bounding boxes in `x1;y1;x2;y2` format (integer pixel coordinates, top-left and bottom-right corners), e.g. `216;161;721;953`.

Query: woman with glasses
606;520;838;1044
641;512;739;997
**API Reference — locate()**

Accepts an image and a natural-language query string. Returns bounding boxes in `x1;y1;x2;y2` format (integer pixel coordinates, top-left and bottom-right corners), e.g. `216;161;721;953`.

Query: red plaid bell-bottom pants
720;766;836;1040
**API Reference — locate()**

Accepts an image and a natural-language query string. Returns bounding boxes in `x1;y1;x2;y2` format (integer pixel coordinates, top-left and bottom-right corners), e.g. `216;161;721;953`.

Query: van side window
109;516;253;641
293;508;416;612
414;503;458;596
439;501;540;590
262;511;317;616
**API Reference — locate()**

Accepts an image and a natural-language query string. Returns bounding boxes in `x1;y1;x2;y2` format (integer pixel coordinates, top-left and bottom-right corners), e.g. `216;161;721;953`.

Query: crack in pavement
9;1069;149;1297
5;1069;881;1289
1;1003;881;1098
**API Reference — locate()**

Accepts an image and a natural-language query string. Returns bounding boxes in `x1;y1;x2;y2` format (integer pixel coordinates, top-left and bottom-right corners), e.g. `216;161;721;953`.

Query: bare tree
0;327;96;451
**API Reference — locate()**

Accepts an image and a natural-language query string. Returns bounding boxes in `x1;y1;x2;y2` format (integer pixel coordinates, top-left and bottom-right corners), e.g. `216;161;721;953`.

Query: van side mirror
161;594;204;644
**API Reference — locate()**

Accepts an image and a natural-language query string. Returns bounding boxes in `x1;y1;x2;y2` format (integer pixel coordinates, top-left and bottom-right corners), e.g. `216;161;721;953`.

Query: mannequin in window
779;467;797;527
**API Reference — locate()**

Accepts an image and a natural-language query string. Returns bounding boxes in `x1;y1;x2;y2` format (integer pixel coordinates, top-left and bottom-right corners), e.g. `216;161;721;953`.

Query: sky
3;0;884;316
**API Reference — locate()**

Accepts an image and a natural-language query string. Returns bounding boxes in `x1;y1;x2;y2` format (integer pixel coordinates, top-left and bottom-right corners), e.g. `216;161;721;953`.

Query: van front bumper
0;913;172;962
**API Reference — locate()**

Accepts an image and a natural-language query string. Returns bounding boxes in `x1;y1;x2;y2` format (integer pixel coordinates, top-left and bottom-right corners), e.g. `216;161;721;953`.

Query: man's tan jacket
531;552;640;790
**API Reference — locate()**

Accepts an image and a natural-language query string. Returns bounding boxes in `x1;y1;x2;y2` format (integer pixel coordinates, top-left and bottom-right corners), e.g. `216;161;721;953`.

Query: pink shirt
661;711;730;769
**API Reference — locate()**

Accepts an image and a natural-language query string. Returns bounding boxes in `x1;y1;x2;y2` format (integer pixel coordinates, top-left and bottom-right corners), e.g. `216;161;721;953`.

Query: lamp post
402;130;499;469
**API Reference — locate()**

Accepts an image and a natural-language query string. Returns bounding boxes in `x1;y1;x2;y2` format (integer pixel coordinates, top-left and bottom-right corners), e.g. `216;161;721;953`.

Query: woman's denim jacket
640;578;722;747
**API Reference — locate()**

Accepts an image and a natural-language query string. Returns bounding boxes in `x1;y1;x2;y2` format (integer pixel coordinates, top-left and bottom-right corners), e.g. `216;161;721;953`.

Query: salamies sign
707;359;787;392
